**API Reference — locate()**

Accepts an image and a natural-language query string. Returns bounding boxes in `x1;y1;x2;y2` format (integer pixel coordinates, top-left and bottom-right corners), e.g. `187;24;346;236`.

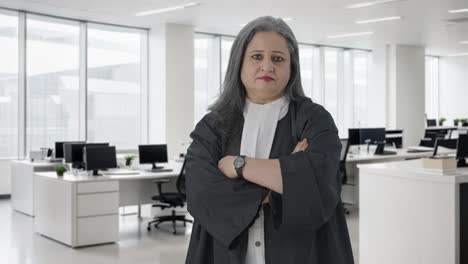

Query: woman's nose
260;59;274;73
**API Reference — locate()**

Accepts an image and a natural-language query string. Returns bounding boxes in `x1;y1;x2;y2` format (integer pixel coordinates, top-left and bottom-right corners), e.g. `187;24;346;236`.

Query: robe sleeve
185;114;263;249
271;100;341;233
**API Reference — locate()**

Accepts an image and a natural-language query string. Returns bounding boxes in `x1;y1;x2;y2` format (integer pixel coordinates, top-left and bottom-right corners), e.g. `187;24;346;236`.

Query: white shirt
241;96;289;264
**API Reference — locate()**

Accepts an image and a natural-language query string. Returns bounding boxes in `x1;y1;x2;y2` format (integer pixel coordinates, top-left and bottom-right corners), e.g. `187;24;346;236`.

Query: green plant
55;165;66;176
438;117;446;126
124;154;136;166
454;118;460;126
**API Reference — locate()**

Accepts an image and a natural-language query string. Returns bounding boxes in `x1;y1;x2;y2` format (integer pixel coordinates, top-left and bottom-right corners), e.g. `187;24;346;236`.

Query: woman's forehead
246;32;289;52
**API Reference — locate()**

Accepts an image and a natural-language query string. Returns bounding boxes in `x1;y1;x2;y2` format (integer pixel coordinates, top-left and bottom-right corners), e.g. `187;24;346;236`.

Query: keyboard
146;168;173;173
103;169;140;175
407;146;434;153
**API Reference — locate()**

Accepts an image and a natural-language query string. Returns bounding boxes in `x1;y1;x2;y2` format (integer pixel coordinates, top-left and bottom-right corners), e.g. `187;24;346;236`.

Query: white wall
0;160;12;195
367;42;387;128
164;24;195;159
439;56;468;122
387;44;426;147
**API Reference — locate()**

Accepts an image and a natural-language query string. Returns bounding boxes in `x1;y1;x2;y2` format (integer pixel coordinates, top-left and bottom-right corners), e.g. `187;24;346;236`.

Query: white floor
0;199;359;264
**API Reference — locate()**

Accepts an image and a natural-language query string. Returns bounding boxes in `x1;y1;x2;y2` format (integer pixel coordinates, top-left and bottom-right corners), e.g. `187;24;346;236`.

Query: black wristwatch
233;155;246;178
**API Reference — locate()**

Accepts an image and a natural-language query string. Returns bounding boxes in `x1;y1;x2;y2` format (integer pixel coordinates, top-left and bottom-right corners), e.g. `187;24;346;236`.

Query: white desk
34;162;181;248
358;159;468;264
342;146;454;205
11;160;58;216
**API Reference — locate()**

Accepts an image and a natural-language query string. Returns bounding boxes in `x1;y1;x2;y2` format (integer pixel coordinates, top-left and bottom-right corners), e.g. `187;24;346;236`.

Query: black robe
184;98;354;264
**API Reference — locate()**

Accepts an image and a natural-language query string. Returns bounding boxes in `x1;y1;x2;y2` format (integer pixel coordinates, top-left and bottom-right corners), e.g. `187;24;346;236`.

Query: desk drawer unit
74;181;119;247
77;192;119;217
77;215;118;246
77;181;118;194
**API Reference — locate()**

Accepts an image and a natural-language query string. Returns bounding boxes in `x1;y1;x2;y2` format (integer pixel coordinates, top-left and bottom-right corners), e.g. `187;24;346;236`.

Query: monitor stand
458;159;468;168
374;143;397;156
92;170;102;176
147;163;164;172
72;162;84;169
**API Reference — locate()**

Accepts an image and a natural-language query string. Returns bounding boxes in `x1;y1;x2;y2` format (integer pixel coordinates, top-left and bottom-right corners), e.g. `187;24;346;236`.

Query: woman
185;16;354;264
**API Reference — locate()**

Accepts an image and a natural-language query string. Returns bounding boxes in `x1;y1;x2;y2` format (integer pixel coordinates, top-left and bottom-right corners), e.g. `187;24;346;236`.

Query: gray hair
208;16;306;137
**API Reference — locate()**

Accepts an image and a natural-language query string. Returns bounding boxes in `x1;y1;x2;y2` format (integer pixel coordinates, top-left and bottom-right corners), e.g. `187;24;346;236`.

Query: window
0;11;18;158
87;24;146;149
194;33;221;125
353;50;370;128
299;44;315;98
26;15;80;152
425;56;439;119
324;48;339;122
221;36;234;84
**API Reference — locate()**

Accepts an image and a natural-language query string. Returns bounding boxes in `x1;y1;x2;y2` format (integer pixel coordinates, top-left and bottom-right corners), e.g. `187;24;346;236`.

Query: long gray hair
208;16;306;137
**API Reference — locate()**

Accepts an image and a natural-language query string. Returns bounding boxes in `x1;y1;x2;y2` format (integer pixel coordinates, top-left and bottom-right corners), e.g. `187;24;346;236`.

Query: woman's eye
252;54;263;60
272;56;284;62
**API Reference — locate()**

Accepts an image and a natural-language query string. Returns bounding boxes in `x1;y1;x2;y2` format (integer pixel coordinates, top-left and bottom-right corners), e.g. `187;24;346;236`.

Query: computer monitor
433;138;458;156
456;135;468;167
360;128;386;145
348;129;361;145
84;146;117;176
348;128;386;145
139;144;168;170
64;143;109;168
55;141;85;158
426;119;437;127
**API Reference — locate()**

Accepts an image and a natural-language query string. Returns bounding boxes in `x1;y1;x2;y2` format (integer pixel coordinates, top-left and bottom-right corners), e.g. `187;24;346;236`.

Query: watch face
234;156;245;168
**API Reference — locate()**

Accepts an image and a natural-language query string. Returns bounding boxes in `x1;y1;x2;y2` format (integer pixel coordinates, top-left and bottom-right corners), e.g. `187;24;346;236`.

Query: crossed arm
217;138;309;194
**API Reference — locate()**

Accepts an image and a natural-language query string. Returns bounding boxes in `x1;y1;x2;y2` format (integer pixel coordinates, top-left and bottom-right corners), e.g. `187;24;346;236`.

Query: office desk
11;160;57;216
358;159;468;264
34;162;181;248
342;147;454;205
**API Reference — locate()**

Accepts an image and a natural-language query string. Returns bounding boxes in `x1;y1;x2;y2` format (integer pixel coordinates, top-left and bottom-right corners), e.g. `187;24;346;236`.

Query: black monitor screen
55;141;85;158
457;135;468;160
139;144;168;165
348;129;361;145
360;128;386;144
64;143;109;164
84;146;117;174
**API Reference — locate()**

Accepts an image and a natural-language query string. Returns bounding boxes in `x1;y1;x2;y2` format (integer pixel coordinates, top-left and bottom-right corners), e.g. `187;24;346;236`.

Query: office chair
433;138;458;156
419;131;444;147
147;159;192;234
339;138;351;215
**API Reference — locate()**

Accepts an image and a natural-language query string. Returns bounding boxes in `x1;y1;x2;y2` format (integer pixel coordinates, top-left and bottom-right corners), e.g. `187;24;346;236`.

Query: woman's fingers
292;138;309;154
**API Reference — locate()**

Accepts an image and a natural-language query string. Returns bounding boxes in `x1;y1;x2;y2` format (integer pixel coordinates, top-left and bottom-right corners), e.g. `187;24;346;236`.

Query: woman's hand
218;155;238;179
292;138;308;154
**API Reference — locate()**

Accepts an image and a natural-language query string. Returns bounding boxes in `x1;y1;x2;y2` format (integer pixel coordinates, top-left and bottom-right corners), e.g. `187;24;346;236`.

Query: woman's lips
258;76;274;81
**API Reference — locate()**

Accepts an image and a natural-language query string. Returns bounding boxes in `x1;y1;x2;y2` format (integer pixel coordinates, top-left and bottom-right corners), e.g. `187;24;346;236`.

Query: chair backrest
340;138;350;163
176;159;187;199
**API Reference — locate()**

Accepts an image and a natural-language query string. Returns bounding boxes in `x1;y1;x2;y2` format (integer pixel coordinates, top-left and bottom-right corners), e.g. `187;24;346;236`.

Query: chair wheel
147;226;151;231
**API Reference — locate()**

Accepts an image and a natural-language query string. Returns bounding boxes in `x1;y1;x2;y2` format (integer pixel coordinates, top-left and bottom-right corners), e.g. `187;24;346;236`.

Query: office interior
1;0;468;263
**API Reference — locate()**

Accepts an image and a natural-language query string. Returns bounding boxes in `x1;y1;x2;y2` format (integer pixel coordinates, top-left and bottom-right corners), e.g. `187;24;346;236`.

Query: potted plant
438;117;446;126
124;154;136;167
55;165;66;177
454;118;460;126
461;118;468;126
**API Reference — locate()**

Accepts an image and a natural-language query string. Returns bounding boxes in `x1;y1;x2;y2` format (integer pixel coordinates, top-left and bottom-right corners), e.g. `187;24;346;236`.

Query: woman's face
240;31;291;104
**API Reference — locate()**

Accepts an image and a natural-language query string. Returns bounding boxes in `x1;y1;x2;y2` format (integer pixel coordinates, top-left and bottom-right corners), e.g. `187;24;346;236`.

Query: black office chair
339;138;351;215
147;159;192;234
419;131;445;147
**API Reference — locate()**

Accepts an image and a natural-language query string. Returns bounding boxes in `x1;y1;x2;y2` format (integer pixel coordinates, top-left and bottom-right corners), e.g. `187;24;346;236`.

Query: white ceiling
1;0;468;56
